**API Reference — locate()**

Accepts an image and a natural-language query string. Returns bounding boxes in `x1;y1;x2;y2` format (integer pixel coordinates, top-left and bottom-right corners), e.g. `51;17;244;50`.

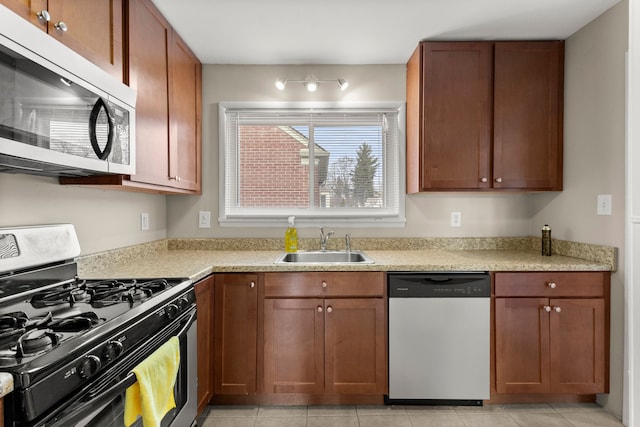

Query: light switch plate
597;194;612;215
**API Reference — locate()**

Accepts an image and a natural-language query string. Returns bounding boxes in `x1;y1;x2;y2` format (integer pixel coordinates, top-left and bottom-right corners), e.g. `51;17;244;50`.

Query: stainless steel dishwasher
386;272;491;406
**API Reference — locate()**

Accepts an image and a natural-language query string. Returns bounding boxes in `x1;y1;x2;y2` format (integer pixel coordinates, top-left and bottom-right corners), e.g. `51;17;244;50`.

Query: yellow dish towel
124;336;180;427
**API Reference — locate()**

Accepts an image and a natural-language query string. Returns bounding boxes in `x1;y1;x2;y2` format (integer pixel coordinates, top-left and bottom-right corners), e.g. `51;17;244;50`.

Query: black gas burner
16;329;60;357
86;278;169;308
48;312;101;332
30;287;85;308
0;311;103;358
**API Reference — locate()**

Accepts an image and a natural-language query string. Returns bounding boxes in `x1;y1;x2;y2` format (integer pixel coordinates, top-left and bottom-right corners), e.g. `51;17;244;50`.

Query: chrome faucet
320;227;334;251
345;233;351;252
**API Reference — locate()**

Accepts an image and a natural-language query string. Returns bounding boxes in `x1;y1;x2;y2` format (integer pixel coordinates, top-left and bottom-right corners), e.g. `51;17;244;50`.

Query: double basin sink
274;250;375;264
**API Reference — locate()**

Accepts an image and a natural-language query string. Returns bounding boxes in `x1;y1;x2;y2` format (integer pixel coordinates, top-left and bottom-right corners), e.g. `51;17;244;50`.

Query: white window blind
219;103;405;227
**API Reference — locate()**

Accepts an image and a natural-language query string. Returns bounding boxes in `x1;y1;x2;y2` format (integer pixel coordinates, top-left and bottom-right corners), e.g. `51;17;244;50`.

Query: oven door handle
44;309;196;427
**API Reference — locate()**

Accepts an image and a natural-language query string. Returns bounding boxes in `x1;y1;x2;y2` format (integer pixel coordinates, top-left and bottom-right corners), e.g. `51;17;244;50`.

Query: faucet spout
345;233;351;252
320;227;334;251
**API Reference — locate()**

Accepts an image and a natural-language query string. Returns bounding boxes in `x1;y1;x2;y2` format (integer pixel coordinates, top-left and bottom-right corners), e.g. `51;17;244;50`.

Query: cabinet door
0;0;123;80
47;0;124;80
1;0;47;27
495;297;550;393
549;298;606;393
194;276;214;414
324;298;386;394
127;0;171;187
167;30;201;192
214;274;258;395
417;42;493;190
263;298;324;394
493;41;564;190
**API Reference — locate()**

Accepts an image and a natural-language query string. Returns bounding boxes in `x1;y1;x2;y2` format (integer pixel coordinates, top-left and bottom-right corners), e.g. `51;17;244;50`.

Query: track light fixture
275;75;349;92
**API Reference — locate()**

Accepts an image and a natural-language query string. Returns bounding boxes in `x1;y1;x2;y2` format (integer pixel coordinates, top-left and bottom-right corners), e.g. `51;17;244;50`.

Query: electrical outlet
199;211;211;228
451;211;462;227
597;194;612;215
140;212;149;231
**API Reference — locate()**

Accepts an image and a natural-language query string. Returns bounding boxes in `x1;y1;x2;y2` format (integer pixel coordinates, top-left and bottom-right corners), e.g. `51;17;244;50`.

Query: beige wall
166;64;531;239
0;173;167;254
530;0;628;417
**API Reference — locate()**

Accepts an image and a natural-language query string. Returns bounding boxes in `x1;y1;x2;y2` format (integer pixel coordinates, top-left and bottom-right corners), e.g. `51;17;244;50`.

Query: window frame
218;101;406;228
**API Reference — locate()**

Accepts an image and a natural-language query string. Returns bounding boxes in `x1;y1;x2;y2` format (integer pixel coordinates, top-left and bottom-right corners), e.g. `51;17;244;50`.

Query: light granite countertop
0;372;13;398
78;245;613;283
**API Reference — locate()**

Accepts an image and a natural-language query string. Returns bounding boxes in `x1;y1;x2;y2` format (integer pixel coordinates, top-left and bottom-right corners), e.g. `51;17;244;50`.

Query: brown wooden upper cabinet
59;0;202;194
126;0;202;193
406;41;564;192
0;0;124;81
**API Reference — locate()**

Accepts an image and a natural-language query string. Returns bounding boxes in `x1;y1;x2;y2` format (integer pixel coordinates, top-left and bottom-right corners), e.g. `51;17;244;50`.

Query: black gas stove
0;225;196;427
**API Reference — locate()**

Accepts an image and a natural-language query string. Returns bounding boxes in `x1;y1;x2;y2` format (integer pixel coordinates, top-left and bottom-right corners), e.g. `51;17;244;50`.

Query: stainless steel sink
274;250;375;264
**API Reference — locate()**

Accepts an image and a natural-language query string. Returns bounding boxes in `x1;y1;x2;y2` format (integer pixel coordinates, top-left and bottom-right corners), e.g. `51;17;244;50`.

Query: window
219;102;405;227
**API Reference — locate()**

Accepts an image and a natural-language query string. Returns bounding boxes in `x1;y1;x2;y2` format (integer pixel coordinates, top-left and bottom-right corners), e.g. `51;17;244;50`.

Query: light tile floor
198;403;625;427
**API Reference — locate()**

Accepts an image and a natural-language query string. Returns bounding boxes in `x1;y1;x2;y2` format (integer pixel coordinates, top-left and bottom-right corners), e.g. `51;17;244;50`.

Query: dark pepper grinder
541;224;552;256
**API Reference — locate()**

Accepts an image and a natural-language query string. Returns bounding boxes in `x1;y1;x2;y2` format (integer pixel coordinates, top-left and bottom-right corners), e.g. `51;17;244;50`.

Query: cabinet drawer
495;272;606;297
264;272;384;298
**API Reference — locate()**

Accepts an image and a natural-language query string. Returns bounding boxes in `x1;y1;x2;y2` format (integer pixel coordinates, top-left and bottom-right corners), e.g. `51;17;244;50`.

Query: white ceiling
150;0;620;65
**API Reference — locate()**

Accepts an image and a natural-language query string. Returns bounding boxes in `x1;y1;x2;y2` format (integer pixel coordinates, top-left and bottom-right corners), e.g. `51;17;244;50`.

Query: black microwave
0;4;136;177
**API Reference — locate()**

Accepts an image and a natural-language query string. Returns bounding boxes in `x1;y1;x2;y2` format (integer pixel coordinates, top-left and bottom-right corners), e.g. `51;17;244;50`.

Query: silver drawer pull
321;281;328;288
249;281;255;288
547;282;557;289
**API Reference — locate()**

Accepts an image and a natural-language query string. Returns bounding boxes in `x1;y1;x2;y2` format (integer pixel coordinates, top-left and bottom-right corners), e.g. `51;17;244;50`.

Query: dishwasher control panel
388;272;490;298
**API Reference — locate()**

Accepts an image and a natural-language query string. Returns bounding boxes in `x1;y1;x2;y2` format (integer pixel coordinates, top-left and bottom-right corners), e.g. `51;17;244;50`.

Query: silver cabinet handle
495;177;502;183
543;305;552;312
169;176;181;182
249;281;255;288
480;177;488;183
553;306;562;313
548;282;557;289
326;306;333;313
54;21;68;32
321;281;328;288
317;306;323;313
36;10;50;22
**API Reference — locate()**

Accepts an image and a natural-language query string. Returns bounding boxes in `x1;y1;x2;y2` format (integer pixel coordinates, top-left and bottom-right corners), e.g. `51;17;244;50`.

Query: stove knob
103;341;124;362
166;303;179;319
79;355;102;379
176;297;189;309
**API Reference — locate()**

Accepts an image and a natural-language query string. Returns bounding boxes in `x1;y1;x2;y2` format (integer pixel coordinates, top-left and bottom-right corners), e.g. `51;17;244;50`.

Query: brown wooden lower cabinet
262;272;387;397
194;275;214;415
213;273;258;395
211;271;387;404
494;272;609;396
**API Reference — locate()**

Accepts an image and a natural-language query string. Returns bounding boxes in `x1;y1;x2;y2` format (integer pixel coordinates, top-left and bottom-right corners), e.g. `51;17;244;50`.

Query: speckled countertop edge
0;372;13;398
77;236;616;283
